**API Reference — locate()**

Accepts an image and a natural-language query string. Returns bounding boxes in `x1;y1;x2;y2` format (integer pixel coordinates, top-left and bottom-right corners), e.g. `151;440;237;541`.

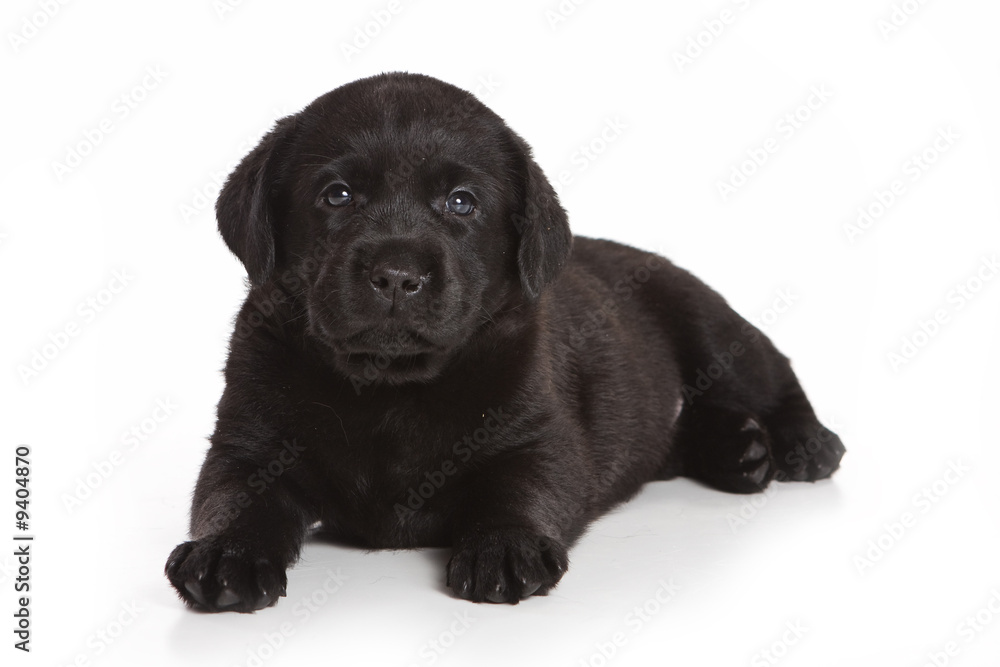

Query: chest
300;399;508;547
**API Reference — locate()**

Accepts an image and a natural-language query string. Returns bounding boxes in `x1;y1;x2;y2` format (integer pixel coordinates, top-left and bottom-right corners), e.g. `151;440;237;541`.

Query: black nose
369;264;426;299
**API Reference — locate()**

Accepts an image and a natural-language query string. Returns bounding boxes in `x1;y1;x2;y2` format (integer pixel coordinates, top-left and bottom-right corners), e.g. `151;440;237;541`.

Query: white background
3;0;1000;665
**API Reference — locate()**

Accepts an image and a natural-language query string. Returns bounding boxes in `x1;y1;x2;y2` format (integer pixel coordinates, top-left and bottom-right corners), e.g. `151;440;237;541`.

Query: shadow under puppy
166;72;845;611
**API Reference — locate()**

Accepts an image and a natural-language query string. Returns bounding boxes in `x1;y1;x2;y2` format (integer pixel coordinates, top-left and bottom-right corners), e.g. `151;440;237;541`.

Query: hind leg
648;262;845;491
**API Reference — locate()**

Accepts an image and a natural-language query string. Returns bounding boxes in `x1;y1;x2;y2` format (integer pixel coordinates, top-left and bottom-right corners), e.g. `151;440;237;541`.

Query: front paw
165;536;287;613
446;527;568;604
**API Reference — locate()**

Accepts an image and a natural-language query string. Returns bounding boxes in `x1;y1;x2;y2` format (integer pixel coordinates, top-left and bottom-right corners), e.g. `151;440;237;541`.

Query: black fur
165;73;844;612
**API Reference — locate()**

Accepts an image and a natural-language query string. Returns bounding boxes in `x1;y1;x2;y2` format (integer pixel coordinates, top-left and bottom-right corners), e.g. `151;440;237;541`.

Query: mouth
333;328;439;356
324;326;451;386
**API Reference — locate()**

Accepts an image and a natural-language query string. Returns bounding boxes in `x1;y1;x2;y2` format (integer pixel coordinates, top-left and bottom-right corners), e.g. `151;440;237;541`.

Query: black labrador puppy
166;73;845;611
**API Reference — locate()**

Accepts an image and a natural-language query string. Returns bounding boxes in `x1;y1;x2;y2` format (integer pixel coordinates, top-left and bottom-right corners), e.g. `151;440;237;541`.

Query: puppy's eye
323;184;352;207
445;191;475;216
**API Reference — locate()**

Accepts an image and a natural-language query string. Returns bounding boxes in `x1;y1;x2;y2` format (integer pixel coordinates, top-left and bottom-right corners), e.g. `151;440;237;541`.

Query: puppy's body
167;74;844;611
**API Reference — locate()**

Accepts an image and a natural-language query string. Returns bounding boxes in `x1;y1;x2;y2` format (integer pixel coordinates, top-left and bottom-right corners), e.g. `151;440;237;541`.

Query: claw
745;460;770;486
519;578;542;598
215;587;241;609
184;580;208;608
740;440;768;463
486;584;507;604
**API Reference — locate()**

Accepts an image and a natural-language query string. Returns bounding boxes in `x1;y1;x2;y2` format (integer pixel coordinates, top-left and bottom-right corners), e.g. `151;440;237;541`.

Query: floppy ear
216;115;297;286
511;137;573;301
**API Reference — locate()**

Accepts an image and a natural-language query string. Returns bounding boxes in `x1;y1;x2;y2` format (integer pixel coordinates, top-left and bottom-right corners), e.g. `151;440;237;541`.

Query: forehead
289;79;516;180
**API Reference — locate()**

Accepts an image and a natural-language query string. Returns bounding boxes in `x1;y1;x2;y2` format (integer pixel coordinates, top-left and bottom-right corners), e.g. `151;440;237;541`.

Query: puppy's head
217;73;571;384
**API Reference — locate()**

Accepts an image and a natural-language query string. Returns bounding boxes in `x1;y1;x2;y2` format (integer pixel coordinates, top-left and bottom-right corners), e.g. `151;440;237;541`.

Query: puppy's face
217;74;572;385
284;80;523;382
